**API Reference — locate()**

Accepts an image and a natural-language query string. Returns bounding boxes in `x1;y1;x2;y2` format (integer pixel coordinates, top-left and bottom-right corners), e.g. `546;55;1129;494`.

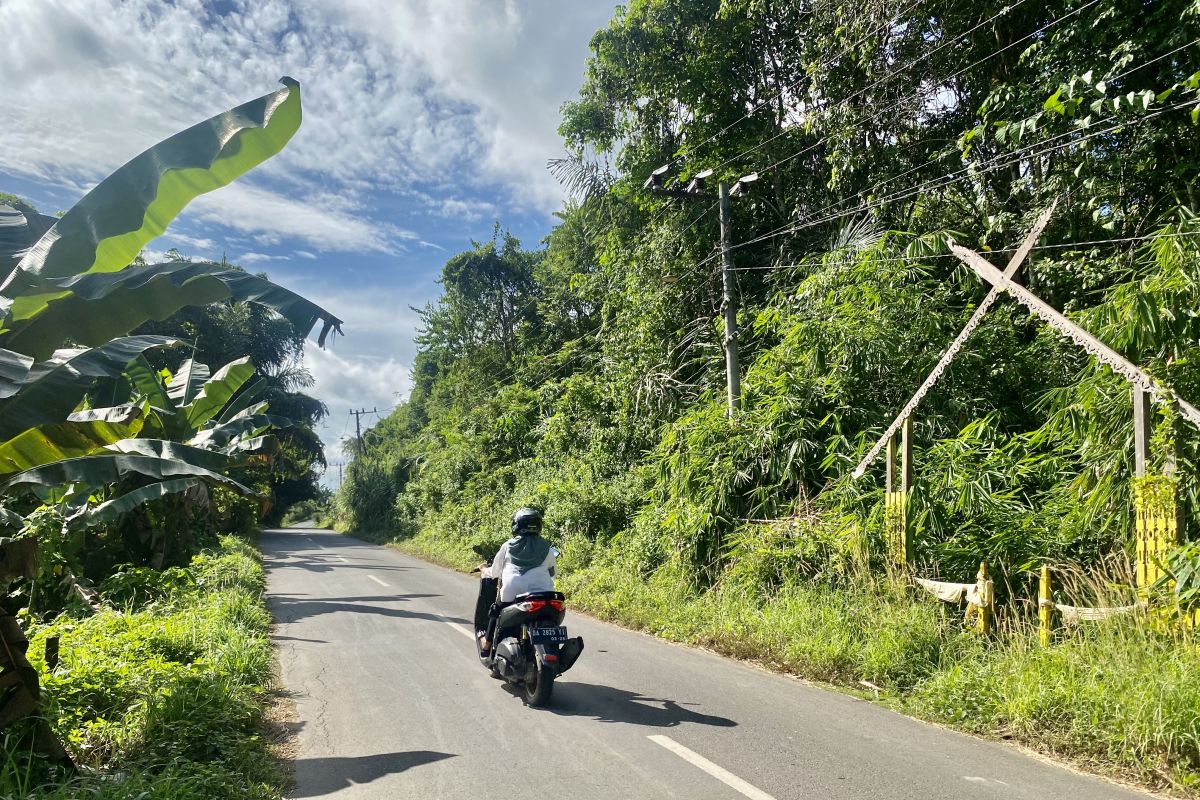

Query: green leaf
125;356;173;413
0;335;177;441
184;357;255;428
0;347;33;399
167;359;211;408
0;407;145;476
0;79;302;327
0;445;251;498
1043;89;1065;114
217;377;268;423
104;438;232;474
71;478;203;528
189;413;292;449
0;260;342;359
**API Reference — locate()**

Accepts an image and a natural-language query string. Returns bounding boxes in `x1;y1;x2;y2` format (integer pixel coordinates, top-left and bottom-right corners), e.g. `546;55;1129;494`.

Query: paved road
263;527;1151;800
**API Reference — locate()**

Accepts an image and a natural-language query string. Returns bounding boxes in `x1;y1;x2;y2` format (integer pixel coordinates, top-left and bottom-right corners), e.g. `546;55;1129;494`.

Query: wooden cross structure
856;200;1195;592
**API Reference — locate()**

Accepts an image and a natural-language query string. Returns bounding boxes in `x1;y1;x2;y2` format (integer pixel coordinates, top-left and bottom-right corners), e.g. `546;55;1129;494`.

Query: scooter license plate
529;626;568;644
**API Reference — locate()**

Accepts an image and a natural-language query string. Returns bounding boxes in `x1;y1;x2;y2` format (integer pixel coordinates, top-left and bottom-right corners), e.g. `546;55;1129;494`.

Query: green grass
0;536;284;800
366;526;1200;796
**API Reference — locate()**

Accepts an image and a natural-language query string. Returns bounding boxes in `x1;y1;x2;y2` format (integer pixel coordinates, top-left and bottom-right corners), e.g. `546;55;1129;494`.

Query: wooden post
884;420;911;571
1038;564;1054;646
1133;387;1179;595
1133;385;1151;478
969;560;994;635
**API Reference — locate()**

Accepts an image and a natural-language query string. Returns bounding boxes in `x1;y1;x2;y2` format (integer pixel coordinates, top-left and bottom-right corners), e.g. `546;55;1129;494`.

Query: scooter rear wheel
523;663;555;706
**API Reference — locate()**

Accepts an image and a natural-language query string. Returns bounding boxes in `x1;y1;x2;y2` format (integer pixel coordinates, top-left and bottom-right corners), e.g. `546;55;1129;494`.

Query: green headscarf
507;533;551;574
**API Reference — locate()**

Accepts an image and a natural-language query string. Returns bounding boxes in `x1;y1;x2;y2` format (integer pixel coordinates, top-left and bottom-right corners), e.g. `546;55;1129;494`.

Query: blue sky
0;0;619;482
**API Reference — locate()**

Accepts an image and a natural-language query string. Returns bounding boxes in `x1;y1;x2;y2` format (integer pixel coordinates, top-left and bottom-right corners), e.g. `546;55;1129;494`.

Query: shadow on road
547;682;737;728
261;552;414;574
291;750;456;797
269;593;471;626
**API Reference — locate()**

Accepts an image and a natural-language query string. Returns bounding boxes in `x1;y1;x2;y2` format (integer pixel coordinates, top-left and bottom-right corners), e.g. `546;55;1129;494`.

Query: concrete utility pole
643;166;757;418
718;181;741;416
349;408;377;453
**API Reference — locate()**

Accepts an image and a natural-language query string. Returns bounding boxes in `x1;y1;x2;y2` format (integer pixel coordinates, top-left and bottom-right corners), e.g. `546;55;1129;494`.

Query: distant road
263;527;1151;800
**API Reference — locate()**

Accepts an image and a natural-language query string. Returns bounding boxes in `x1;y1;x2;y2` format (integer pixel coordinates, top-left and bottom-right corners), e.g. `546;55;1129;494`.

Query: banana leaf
0;347;34;400
0;446;252;497
218;377;268;423
167;359;210;407
0;78;302;327
0;336;178;440
125;357;174;413
70;477;202;528
0;261;342;359
104;438;231;473
184;357;255;428
0;405;145;476
0;205;57;280
189;413;291;449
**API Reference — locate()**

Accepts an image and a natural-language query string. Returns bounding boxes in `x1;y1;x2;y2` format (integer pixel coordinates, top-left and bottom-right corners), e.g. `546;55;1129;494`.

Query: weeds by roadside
0;536;283;800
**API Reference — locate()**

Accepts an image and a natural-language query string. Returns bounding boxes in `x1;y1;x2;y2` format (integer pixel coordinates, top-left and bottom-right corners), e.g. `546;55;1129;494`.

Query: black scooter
472;544;584;706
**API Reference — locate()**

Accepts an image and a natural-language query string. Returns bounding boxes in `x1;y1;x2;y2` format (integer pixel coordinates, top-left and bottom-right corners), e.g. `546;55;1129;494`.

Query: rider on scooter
476;507;557;651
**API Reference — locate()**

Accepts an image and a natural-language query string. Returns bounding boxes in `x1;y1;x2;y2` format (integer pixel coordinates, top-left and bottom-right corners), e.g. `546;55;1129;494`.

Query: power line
757;38;1200;231
721;0;1104;179
691;99;1189;272
726;229;1200;271
711;0;1042;176
658;0;926;175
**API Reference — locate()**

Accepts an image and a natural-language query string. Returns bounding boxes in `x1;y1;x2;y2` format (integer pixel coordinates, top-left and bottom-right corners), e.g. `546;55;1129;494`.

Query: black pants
474;577;498;632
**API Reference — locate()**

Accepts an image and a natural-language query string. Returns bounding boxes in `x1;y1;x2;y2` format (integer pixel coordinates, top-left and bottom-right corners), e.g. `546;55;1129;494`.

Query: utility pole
643;166;756;418
719;181;740;416
349;408;377;453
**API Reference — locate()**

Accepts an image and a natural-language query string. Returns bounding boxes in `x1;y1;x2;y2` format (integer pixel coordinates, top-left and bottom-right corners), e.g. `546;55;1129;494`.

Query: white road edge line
647;735;778;800
367;575;390;588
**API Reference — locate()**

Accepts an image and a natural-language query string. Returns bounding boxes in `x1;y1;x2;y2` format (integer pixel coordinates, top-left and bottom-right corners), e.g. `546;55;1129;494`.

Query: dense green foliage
335;0;1200;787
0;80;327;794
0;535;283;800
340;0;1200;585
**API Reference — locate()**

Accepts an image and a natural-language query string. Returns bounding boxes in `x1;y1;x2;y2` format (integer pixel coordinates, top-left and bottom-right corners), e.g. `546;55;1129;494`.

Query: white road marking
435;613;476;639
367;575;390;588
336;556;348;563
648;735;778;800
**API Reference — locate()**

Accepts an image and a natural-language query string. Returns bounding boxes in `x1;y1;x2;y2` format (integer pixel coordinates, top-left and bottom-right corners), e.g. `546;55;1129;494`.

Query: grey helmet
511;507;544;536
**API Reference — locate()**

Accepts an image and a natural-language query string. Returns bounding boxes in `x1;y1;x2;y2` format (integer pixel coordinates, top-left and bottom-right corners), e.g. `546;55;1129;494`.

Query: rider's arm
484;541;509;580
546;546;559;579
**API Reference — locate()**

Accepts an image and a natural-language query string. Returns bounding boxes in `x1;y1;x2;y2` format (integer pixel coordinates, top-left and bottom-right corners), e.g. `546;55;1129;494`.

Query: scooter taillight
514;599;566;613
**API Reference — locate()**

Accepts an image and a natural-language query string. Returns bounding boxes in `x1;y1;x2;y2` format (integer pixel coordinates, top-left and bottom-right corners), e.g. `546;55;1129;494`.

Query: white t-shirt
486;538;559;602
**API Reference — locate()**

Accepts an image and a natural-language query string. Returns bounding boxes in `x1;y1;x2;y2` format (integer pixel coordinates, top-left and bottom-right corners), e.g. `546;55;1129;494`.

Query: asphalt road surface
263;527;1153;800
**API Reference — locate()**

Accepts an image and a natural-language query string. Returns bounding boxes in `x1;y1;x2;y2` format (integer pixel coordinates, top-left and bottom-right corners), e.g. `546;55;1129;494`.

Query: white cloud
0;0;616;228
189;182;416;254
237;251;287;265
437;197;497;222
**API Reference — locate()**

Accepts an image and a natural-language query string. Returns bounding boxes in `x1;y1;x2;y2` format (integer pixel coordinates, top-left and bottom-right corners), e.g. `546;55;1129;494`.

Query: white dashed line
647;736;777;800
367;575;390;588
435;614;476;640
336;556;348;563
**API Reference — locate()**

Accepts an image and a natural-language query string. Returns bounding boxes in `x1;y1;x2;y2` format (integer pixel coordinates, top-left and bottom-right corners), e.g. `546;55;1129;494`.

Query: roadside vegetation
0;80;330;796
336;0;1200;792
2;535;282;800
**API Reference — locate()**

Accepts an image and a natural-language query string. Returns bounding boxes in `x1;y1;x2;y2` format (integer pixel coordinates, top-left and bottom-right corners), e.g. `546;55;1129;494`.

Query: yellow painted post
1038;564;1053;646
970;560;994;635
883;418;913;572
